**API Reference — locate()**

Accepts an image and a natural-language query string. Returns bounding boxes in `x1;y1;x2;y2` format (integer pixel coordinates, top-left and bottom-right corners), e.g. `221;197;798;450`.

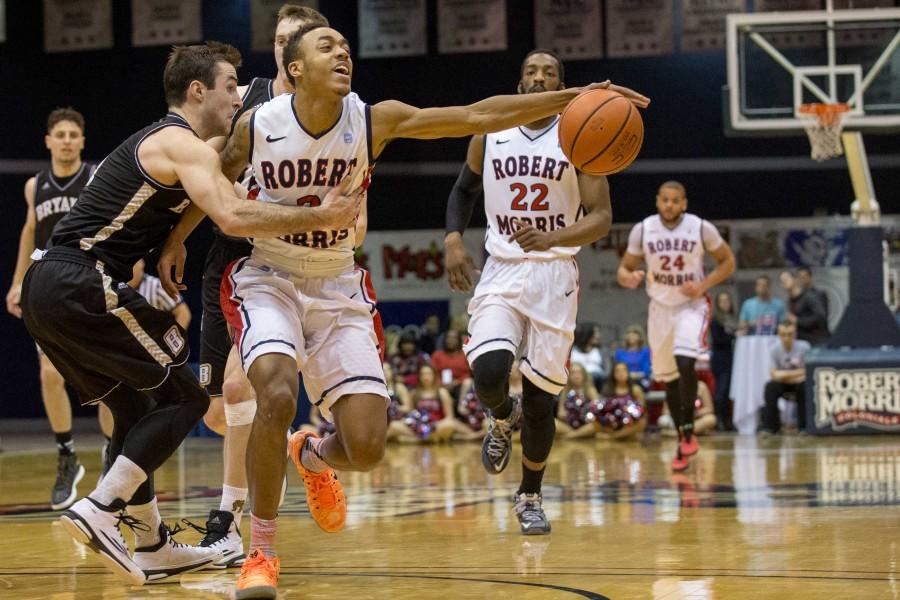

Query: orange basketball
558;88;644;176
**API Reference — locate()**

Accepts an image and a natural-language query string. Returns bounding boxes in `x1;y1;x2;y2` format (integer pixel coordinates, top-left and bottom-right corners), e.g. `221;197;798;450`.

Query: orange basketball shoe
288;431;346;533
235;549;279;600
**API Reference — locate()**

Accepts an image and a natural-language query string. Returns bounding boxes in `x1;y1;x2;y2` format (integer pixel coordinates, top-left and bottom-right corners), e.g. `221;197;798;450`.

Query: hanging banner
438;0;507;54
606;0;674;58
132;0;201;47
359;0;427;58
754;0;822;47
681;0;745;53
534;0;603;60
44;0;113;53
251;0;319;52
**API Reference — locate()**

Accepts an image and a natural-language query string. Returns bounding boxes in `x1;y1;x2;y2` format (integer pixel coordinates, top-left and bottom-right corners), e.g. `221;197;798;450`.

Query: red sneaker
679;432;699;457
671;448;690;472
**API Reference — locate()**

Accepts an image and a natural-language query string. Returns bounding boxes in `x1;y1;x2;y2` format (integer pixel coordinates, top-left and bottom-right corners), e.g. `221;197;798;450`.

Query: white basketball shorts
222;257;388;421
464;256;578;395
647;296;711;382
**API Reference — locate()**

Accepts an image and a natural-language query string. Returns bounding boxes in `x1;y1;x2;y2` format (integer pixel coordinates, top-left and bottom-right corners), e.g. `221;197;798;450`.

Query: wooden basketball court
1;435;898;599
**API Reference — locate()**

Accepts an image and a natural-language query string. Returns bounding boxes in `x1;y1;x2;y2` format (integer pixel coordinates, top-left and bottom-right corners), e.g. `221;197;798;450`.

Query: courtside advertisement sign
814;367;900;432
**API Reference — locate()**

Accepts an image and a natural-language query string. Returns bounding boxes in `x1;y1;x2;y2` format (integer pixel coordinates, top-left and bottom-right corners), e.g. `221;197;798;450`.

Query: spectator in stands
391;364;479;442
556;363;601;437
710;292;737;431
419;313;441;354
738;275;785;335
430;329;472;405
797;267;829;318
762;322;809;434
391;331;429;388
779;270;829;346
570;322;606;388
614;324;651;389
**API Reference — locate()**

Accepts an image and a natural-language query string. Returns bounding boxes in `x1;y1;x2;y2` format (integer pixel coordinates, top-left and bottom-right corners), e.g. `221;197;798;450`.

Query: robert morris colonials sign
814;367;900;431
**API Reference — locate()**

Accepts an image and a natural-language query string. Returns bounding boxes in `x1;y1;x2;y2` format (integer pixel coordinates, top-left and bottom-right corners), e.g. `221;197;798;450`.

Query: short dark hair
797;266;812;276
163;41;242;107
277;4;328;26
659;180;687;196
282;22;331;84
47;107;85;134
520;48;565;84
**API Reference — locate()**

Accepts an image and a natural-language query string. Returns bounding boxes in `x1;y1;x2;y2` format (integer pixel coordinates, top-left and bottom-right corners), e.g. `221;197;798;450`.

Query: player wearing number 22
444;49;649;535
617;181;735;472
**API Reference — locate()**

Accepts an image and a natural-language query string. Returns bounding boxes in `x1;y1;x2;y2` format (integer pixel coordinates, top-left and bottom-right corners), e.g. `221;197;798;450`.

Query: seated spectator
738;275;786;335
383;361;411;425
590;362;647;440
388;364;479;443
555;363;600;437
570;322;606;389
419;313;441;355
430;329;472;406
390;331;429;388
659;379;717;436
762;322;809;434
779;270;829;346
614;324;651;389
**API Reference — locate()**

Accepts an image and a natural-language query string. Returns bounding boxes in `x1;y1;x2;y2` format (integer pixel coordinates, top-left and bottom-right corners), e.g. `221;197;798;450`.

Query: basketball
558;88;644;175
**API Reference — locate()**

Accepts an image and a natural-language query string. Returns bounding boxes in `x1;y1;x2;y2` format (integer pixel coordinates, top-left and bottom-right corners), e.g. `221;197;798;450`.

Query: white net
800;104;849;162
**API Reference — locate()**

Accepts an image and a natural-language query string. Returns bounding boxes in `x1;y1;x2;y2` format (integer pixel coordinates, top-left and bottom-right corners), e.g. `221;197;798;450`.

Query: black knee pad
472;350;514;410
520;378;556;463
521;378;557;424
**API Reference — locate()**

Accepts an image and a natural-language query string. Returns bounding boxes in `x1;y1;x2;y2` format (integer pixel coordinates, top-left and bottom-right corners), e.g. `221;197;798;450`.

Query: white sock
128;497;162;547
90;455;147;507
219;485;248;528
300;436;329;474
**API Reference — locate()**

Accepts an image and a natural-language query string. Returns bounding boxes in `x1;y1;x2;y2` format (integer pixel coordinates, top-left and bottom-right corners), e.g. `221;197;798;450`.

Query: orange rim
798;102;850;126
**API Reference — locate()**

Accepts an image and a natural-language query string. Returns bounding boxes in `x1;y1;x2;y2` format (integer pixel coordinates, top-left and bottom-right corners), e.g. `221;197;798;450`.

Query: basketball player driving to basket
160;23;647;599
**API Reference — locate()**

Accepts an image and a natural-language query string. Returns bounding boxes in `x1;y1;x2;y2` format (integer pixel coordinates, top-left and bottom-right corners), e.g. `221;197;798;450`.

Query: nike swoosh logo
564;289;575;297
266;134;287;142
100;530;128;556
496;139;510;144
350;293;358;299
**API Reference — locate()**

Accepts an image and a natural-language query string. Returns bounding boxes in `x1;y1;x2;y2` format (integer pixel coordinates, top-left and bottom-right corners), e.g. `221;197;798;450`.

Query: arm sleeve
445;163;483;235
700;220;724;252
625;222;644;256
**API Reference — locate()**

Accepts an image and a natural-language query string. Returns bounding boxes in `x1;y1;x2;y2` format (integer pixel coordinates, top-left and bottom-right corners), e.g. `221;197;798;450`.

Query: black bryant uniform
33;163;95;251
198;77;272;395
21;114;194;404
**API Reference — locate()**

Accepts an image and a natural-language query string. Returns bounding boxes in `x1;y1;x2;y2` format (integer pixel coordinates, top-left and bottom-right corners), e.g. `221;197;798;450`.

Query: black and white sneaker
514;493;551;535
60;497;146;586
182;510;245;568
133;523;219;583
51;453;85;510
481;397;522;474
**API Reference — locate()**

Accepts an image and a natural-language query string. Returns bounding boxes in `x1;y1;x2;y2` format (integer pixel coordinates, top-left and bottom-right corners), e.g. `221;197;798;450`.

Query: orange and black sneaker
288;431;346;533
235;549;279;599
679;430;699;457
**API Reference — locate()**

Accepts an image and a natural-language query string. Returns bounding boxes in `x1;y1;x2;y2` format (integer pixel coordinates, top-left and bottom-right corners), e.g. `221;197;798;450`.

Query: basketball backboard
725;6;900;135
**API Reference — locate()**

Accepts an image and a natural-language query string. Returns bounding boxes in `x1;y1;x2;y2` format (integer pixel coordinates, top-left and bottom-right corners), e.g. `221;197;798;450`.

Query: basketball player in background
444;49;638;534
6;108;96;510
162;22;647;597
617;181;735;471
159;4;331;569
20;41;361;586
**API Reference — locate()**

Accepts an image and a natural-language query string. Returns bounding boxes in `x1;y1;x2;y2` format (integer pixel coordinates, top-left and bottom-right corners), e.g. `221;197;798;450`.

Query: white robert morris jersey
249;92;372;275
626;213;724;306
482;118;582;260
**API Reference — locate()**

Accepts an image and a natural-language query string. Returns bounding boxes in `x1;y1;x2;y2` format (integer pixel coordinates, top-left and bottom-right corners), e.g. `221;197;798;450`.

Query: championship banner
438;0;507;54
43;0;113;53
534;0;603;60
606;0;674;58
251;0;319;52
681;0;745;53
132;0;201;47
358;0;426;58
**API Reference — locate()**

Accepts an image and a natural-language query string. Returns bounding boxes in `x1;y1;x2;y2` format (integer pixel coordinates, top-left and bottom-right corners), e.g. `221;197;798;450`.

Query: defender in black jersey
6;108;95;511
19;41;361;587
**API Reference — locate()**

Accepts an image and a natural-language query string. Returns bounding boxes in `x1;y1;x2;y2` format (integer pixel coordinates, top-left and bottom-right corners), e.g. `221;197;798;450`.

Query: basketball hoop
798;103;850;162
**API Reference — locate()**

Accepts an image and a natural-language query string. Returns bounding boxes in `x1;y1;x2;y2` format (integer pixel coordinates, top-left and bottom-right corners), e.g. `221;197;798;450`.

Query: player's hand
579;81;650;109
320;177;364;231
5;284;22;318
158;239;187;300
445;234;478;292
621;270;645;289
680;281;706;299
508;218;553;252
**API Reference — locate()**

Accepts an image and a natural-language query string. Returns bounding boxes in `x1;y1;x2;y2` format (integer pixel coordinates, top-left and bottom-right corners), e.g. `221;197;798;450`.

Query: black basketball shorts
21;247;190;405
198;234;252;396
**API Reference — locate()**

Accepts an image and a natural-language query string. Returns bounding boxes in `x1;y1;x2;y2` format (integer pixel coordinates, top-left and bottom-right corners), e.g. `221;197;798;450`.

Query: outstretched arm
6;178;37;318
371;82;649;157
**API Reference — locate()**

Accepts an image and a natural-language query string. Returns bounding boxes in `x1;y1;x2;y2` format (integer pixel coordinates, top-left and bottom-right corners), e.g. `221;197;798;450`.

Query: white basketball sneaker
133;523;219;582
60;497;146;586
182;509;246;569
